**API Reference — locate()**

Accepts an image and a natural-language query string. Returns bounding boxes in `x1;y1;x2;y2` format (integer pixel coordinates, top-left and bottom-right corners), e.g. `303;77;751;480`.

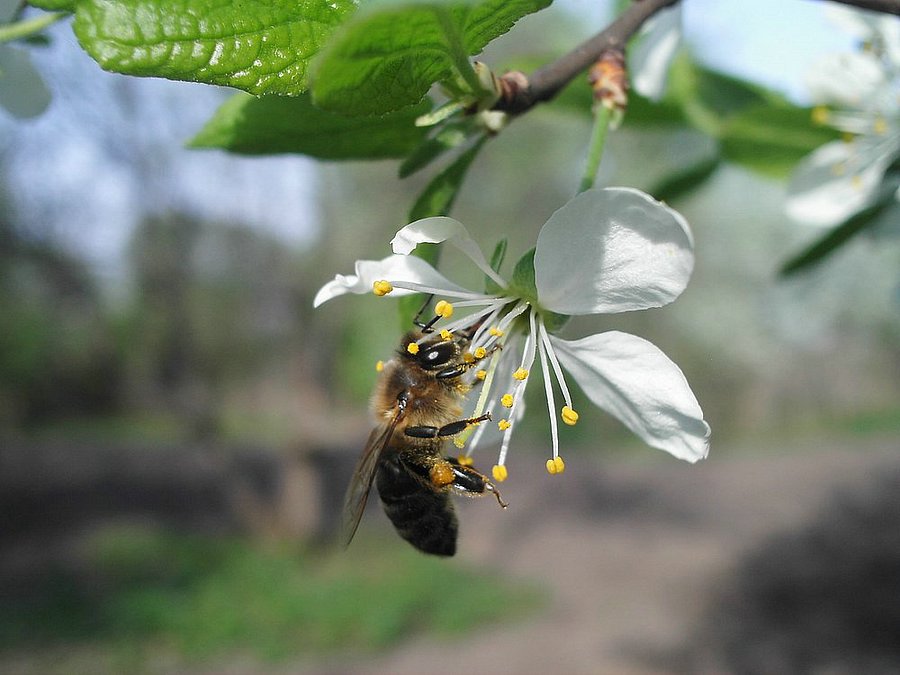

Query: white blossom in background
315;187;710;481
786;8;900;227
630;4;683;101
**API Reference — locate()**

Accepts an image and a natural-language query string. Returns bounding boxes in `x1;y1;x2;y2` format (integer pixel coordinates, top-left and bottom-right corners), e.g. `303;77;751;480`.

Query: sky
0;0;865;281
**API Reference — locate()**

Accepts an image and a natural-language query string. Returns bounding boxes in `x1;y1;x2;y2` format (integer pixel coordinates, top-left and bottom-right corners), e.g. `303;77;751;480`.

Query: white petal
786;139;893;227
805;51;887;109
312;254;467;307
391;216;506;286
630;5;682;101
534;187;695;315
550;332;710;463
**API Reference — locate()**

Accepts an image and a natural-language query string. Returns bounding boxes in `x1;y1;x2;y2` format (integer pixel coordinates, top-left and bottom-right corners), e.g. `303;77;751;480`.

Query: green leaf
398;121;471;178
649;154;721;203
64;0;354;95
311;0;550;116
720;105;842;179
189;92;431;159
779;201;894;276
408;135;487;221
28;0;75;10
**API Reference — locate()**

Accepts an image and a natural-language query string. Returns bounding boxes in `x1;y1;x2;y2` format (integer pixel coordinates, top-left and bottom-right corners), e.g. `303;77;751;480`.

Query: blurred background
1;0;899;673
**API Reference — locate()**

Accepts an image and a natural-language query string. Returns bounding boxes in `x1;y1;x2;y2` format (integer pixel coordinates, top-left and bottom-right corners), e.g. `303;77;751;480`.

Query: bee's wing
340;406;404;548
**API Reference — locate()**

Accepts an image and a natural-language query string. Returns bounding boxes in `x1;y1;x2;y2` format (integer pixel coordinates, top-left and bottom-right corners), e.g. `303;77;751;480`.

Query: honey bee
341;315;508;557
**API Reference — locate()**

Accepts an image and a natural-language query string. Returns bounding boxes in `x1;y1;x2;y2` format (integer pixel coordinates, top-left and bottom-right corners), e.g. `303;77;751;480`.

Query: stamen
873;116;888;135
492;464;508;482
811;105;830;125
407;343;420;355
536;325;560;461
501;394;514;408
546;456;566;475
475;369;487;381
489;327;504;337
539;321;574;410
498;419;511;430
434;300;454;318
375;360;384;372
474;346;487;359
463;352;476;363
561;406;579;426
513;368;528;381
457;455;473;467
440;329;453;341
373;280;393;296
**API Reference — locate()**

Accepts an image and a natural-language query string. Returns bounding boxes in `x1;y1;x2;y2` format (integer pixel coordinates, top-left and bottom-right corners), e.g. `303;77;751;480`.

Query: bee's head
400;331;466;371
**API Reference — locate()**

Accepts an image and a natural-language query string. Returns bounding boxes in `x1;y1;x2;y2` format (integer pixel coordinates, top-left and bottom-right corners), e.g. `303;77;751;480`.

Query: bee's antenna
412;294;436;332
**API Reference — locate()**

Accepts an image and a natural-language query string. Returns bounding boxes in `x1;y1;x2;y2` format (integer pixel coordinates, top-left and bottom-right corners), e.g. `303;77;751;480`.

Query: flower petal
534;187;695;315
630;5;683;101
805;51;887;110
312;254;467;307
549;331;710;463
786;139;895;227
391;216;506;286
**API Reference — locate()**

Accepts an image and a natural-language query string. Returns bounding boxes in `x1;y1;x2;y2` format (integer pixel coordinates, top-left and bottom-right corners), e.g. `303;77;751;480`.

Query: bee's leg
445;460;508;508
411;294;437;332
403;412;492;440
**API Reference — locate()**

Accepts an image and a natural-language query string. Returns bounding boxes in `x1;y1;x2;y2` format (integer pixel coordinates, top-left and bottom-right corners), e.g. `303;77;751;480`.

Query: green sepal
508;248;569;333
189;92;431;159
484;238;507;294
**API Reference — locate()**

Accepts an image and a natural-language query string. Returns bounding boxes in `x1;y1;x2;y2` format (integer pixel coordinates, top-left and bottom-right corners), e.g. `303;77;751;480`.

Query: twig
495;0;679;114
494;0;900;115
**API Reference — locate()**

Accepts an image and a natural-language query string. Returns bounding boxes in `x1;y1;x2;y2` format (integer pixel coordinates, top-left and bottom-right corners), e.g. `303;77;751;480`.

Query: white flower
630;4;683;102
315;187;710;479
787;9;900;227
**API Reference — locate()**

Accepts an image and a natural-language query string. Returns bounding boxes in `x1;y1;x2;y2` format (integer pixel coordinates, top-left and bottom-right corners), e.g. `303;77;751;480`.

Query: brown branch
495;0;680;114
494;0;900;116
824;0;900;14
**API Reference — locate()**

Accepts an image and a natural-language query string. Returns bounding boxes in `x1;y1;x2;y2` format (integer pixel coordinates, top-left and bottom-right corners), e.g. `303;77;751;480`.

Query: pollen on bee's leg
373;280;393;296
492;464;508;482
546;456;566;475
430;461;456;487
453;437;466;449
457;454;473;467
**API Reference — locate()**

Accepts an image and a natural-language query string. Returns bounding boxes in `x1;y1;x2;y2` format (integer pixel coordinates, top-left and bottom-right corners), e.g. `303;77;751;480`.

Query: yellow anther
457;455;473;467
372;280;393;296
501;394;514;408
453;437;465;449
462;352;475;363
842;131;856;144
851;174;863;189
473;346;487;359
407;342;420;355
434;300;454;318
475;370;487;381
513;368;528;381
489;327;504;337
561;406;579;426
811;105;830;125
546;456;566;475
492;464;508;482
498;419;511;431
873;116;888;135
375;360;384;372
440;329;453;341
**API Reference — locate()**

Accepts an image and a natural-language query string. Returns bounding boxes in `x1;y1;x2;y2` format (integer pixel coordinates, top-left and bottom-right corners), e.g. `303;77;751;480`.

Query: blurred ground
306;433;899;675
2;432;898;674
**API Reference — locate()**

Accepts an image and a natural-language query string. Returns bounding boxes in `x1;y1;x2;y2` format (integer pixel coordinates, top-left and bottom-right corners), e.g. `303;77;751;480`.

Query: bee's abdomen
375;454;458;557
